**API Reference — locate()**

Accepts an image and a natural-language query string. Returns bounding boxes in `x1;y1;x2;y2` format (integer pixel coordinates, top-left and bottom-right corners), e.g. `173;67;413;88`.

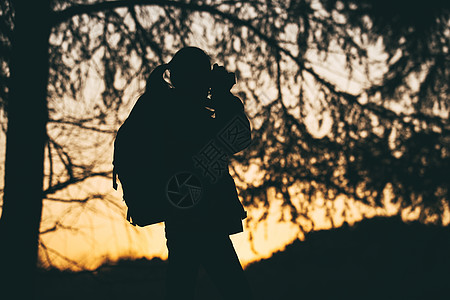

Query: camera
211;63;236;92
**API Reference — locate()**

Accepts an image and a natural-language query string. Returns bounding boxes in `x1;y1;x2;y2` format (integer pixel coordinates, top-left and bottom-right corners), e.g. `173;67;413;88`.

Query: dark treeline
35;216;450;300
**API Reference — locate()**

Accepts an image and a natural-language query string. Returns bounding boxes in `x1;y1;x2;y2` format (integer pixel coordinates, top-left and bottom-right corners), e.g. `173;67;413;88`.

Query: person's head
168;47;211;97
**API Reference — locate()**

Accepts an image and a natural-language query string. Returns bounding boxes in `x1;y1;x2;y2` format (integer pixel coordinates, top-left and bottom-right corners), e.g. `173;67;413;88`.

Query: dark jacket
163;89;252;235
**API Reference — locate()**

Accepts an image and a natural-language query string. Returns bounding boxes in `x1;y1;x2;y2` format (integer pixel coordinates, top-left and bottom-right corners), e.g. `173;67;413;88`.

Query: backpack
112;65;171;226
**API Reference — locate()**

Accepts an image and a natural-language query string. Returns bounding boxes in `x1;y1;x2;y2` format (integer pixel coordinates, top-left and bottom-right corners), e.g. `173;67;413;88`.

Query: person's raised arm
212;91;252;155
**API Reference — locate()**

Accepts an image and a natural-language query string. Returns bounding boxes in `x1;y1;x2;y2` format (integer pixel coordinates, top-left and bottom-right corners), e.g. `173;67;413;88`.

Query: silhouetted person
163;47;253;300
118;47;253;299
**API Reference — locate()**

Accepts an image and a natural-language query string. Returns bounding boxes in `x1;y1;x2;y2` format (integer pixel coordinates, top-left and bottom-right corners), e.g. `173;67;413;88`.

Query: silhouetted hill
245;215;450;300
36;216;450;300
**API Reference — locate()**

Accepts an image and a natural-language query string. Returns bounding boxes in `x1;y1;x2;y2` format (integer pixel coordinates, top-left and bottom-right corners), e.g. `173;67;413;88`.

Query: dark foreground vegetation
36;216;450;300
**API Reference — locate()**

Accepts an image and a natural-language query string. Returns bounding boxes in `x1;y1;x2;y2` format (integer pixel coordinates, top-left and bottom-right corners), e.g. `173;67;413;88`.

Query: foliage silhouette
0;0;448;295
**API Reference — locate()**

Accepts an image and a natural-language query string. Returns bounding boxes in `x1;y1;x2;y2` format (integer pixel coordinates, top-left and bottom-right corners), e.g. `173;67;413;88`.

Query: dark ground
36;215;450;300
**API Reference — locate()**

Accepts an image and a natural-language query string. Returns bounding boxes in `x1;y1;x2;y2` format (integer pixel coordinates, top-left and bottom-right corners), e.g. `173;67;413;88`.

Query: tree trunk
0;1;50;298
